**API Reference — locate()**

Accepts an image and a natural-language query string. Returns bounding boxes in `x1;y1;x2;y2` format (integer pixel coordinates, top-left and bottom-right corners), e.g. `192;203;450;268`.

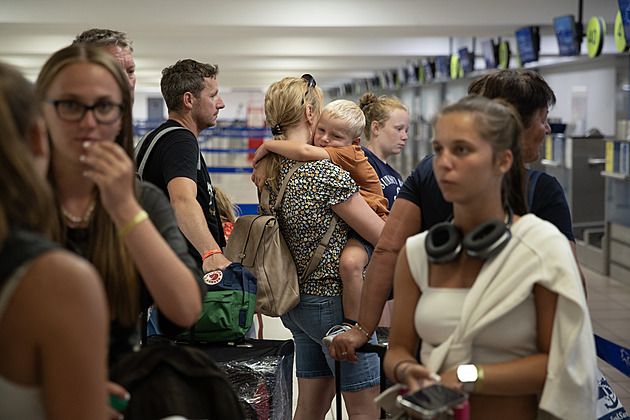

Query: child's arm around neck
252;140;330;165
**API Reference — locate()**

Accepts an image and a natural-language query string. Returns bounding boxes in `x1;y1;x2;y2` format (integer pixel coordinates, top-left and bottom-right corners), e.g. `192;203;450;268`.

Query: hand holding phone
395;383;467;419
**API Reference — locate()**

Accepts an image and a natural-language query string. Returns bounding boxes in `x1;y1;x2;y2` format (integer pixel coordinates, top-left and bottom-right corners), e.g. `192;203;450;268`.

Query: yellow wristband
117;210;149;239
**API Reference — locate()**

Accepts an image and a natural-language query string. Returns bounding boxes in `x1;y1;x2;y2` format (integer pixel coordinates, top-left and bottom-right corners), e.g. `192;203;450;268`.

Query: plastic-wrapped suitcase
181;338;294;420
144;306;294;420
335;342;388;419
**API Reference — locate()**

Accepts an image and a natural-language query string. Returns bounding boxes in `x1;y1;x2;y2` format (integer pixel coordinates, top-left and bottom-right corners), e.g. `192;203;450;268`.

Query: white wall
540;56;617;137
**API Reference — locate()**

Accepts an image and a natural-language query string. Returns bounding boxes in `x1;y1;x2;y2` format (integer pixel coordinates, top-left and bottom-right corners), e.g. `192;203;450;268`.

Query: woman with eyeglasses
261;75;385;419
35;45;203;418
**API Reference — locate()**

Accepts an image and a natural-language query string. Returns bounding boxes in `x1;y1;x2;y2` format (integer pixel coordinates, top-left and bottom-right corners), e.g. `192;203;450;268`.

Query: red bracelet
202;249;222;261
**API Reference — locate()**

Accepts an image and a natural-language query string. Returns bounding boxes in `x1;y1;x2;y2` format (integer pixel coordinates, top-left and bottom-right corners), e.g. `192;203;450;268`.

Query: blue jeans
281;294;380;392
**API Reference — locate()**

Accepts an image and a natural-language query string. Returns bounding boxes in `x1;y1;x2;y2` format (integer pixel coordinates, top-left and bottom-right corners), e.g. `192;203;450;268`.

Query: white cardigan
406;214;597;420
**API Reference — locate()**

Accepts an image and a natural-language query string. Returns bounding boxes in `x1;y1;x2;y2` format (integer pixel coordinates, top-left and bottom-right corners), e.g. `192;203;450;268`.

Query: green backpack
179;262;257;343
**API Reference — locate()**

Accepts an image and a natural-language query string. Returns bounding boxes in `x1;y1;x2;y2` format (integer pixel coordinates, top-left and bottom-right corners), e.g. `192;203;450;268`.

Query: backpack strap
259;161;305;216
300;214;339;283
258;161;340;284
135;126;193;179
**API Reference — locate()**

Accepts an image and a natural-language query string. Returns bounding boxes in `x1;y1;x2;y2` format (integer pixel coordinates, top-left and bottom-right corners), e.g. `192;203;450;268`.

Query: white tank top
407;231;538;368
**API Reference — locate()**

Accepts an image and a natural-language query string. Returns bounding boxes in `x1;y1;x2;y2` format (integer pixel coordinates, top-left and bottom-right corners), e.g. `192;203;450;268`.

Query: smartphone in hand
395;383;467;419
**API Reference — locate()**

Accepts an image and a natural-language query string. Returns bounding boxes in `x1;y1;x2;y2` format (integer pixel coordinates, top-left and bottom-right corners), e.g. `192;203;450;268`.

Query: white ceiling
0;0;621;92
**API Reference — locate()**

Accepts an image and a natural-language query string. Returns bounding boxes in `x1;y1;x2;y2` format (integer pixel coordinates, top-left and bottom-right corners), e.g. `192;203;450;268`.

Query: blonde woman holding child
258;75;385;419
253;99;388;329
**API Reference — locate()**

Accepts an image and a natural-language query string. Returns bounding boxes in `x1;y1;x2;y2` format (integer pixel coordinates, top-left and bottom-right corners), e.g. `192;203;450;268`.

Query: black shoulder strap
135;126;188;179
0;229;58;283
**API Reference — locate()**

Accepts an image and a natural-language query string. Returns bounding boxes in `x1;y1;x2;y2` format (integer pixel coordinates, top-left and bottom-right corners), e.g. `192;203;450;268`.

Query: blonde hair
359;93;407;141
264;76;323;190
214;187;238;224
323;99;365;139
0;62;57;243
35;45;139;325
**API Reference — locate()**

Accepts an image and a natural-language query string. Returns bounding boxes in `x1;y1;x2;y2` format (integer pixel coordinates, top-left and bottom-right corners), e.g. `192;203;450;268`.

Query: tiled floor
584;267;630;409
261;266;630;419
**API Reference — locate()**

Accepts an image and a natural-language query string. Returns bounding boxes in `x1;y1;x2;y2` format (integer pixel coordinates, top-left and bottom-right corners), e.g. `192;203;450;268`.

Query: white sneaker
322;324;352;348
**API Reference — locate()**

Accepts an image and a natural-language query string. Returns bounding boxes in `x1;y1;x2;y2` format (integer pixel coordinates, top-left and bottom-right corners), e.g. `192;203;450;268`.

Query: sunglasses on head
301;74;316;104
302;73;316;88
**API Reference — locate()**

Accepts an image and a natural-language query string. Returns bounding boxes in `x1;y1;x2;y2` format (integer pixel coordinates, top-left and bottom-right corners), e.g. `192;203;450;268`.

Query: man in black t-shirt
136;59;230;274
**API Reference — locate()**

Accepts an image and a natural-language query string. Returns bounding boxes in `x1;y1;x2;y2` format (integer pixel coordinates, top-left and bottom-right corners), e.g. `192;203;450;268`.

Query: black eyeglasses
45;99;124;124
301;74;316;104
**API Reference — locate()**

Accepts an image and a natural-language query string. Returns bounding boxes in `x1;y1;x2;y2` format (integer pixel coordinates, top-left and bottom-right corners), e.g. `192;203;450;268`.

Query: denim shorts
348;229;374;261
281;294;380;392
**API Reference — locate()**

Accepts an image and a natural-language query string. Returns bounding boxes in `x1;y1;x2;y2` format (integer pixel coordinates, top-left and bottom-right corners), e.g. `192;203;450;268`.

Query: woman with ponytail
384;95;595;419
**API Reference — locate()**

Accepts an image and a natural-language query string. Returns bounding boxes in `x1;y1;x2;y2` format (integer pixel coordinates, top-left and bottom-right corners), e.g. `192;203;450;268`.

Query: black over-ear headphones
425;207;513;264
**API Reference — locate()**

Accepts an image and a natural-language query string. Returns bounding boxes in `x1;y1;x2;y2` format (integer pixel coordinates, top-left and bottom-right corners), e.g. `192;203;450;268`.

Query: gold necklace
61;200;96;227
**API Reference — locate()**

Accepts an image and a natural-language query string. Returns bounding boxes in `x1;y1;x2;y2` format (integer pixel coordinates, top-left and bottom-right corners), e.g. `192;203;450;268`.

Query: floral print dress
267;157;358;296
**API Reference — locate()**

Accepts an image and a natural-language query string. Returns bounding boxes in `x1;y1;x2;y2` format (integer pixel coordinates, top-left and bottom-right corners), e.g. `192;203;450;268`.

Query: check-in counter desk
540;134;607;273
601;139;630;287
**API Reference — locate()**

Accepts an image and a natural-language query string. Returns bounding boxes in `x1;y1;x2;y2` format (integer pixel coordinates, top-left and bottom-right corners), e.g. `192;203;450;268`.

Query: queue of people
0;26;598;420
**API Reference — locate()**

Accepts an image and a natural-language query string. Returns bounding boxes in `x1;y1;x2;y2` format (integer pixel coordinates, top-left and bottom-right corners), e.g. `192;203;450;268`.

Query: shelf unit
602;139;630;286
330;53;630;286
541;134;607;273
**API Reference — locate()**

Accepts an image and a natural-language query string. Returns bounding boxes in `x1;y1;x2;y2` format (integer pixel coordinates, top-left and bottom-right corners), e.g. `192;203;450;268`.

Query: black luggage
110;342;245;420
149;336;294;420
192;338;294;420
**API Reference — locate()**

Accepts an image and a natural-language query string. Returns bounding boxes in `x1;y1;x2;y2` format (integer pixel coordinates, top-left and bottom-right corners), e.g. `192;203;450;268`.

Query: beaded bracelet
117;210;149;239
354;322;371;339
202;249;223;261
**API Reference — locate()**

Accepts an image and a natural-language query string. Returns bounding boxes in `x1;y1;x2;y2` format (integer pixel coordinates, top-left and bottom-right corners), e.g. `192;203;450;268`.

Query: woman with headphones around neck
384;95;595;419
